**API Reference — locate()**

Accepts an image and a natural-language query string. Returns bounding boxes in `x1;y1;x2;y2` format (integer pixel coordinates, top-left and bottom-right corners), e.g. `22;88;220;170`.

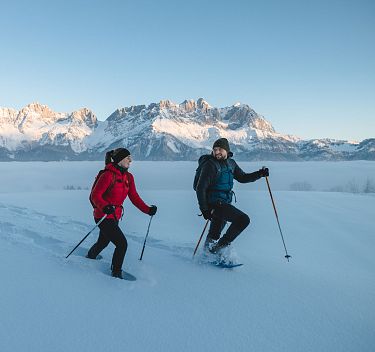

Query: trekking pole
193;219;210;257
139;215;154;261
65;214;107;259
264;173;291;262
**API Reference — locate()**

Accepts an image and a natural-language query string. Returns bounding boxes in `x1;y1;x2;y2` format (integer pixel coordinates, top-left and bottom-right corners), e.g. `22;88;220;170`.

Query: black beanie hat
213;138;230;153
111;148;131;163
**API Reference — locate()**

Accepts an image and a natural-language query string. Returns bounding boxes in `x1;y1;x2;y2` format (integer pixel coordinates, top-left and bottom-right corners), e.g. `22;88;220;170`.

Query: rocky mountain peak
179;99;197;112
249;115;275;133
159;100;176;109
16;102;65;131
0;100;373;161
21;102;55;116
197;98;211;112
221;104;257;129
70;108;98;129
0;107;18;124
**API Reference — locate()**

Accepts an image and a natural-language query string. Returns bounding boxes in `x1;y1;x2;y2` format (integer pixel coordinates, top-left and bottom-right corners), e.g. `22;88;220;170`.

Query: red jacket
91;163;150;220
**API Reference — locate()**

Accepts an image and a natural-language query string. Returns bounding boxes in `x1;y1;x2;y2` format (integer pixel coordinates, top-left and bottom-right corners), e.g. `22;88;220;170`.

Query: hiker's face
118;155;132;169
213;147;227;160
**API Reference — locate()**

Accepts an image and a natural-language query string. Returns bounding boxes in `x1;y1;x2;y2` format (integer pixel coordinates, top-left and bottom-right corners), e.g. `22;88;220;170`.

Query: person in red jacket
87;148;157;279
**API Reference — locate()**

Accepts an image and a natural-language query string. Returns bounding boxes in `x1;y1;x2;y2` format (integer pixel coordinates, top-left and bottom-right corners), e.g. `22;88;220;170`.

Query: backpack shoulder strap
91;169;117;197
206;158;222;182
226;158;236;173
103;169;117;195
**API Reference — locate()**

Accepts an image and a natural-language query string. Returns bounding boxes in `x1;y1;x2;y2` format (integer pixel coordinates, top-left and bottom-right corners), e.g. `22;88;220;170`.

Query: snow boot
111;264;124;279
203;237;216;252
209;241;230;254
86;254;102;260
111;269;124;279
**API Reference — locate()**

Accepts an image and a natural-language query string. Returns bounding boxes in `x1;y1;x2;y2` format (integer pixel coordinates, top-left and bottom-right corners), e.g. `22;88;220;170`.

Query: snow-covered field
1;161;374;352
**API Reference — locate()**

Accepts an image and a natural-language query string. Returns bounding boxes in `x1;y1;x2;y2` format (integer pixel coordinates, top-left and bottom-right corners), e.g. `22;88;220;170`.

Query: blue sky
1;0;374;141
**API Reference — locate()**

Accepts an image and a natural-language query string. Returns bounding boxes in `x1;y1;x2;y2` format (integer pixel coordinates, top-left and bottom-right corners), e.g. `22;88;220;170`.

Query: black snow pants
87;218;128;271
207;202;250;248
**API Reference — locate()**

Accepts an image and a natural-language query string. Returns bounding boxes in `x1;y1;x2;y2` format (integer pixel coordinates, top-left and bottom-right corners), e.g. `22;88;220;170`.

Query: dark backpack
89;169;117;208
193;156;235;191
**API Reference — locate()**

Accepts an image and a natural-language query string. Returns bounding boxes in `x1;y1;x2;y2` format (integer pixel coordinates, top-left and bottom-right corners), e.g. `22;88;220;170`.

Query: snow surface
0;161;374;352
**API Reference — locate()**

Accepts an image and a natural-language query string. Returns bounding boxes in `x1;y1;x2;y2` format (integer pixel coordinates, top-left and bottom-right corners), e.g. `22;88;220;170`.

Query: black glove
148;205;157;216
201;209;212;220
259;167;269;177
103;205;115;214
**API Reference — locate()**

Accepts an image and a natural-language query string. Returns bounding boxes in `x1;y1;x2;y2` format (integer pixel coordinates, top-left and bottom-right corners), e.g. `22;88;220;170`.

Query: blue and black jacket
195;154;263;212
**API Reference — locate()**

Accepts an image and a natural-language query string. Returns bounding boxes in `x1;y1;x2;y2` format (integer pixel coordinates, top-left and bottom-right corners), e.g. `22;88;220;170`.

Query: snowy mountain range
0;100;374;161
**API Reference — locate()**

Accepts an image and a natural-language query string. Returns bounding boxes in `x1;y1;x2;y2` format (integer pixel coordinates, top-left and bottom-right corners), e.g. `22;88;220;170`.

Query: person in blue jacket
195;138;269;254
